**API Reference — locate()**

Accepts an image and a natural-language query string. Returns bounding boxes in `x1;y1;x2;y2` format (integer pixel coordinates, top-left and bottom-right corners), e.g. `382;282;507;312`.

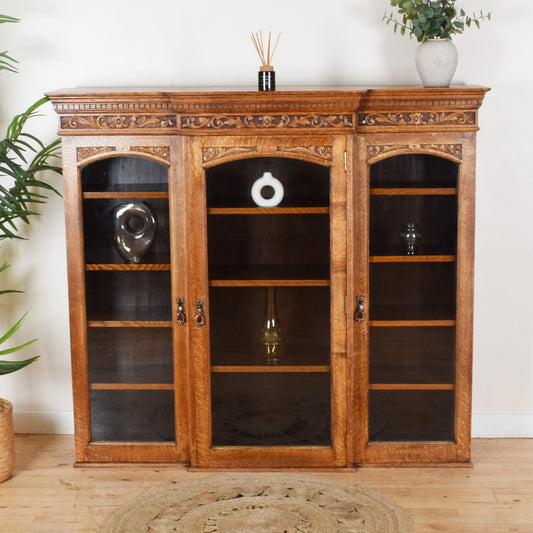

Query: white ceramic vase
415;38;458;87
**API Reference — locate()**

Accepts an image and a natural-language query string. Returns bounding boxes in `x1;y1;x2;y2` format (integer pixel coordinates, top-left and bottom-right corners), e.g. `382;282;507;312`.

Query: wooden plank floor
0;436;532;532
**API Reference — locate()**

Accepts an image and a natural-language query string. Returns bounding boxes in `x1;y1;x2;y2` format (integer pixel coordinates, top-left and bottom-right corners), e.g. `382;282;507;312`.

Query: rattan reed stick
251;31;281;69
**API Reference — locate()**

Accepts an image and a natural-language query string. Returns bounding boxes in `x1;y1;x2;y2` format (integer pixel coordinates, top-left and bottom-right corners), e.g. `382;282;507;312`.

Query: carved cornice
358;111;476;128
48;87;488;135
52;99;358;114
367;143;463;161
61;114;176;131
360;98;485;109
180;114;354;131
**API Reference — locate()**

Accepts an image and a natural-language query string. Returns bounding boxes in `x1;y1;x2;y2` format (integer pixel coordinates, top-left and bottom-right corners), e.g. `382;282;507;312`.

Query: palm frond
0;356;39;376
0;97;63;241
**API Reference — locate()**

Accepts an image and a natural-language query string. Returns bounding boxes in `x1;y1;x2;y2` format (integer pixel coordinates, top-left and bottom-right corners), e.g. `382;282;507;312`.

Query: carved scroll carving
77;146;117;161
77;145;170;163
358;111;476;128
181;114;353;131
275;145;333;163
202;146;259;164
202;145;334;165
367;143;463;160
130;146;171;161
61;115;176;131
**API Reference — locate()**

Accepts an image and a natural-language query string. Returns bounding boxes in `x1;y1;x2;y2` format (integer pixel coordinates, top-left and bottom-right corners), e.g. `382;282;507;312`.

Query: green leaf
0;14;20;24
0;337;37;356
0;357;39;375
0;289;23;296
0;309;31;345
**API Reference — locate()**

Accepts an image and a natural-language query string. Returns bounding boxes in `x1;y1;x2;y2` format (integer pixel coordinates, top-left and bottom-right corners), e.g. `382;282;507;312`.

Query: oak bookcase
48;86;488;467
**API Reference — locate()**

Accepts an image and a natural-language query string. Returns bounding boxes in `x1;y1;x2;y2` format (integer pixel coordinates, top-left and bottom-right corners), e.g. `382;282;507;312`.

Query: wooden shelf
369;383;455;391
83;191;169;199
210;365;330;373
208;207;329;215
86;264;171;271
90;383;174;390
88;321;172;328
370;188;457;196
370;255;455;263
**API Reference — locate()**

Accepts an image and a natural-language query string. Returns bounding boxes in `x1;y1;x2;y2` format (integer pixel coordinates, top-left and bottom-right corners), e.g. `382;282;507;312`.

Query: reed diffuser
251;31;281;91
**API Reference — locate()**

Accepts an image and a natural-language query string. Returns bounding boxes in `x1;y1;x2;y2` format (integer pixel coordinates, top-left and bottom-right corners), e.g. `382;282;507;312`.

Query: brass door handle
176;298;186;325
354;296;365;323
195;299;206;327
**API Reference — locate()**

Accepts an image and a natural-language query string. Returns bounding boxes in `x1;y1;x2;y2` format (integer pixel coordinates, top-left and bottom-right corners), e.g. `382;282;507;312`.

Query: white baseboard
471;414;533;438
14;410;74;434
13;411;533;438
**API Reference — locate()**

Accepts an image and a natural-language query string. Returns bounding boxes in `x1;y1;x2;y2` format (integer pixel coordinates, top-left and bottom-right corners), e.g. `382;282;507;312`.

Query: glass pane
83;198;170;264
369;390;455;442
85;271;172;321
209;287;330;366
370;262;456;321
208;214;329;280
206;157;330;208
206;156;332;449
88;328;173;383
367;154;459;445
369;154;458;188
90;390;175;442
211;373;331;446
369;327;455;384
81;156;168;193
370;195;457;256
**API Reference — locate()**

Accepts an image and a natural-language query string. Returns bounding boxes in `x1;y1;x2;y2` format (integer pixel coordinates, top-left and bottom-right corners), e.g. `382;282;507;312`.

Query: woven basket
0;398;15;482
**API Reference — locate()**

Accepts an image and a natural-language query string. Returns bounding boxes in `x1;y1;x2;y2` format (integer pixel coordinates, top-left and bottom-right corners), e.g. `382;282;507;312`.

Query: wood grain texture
53;88;487;467
5;436;532;532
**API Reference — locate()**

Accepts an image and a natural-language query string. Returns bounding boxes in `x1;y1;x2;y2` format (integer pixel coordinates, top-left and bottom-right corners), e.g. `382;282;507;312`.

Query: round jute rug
100;473;413;532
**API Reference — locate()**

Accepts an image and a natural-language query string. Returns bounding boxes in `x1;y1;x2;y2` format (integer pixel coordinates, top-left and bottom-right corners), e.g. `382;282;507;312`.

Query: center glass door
191;137;347;468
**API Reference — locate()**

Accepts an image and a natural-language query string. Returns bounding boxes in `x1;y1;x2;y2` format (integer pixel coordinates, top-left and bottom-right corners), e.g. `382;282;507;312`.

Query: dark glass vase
400;222;421;255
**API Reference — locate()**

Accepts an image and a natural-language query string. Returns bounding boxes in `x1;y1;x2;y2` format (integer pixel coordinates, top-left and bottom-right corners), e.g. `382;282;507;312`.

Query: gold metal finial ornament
251;31;281;91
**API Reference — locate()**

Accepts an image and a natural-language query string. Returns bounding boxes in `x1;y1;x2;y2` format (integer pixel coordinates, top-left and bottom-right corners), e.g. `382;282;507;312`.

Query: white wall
0;0;530;437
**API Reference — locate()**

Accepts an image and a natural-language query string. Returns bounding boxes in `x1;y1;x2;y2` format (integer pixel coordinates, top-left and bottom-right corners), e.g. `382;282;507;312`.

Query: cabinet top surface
47;85;489;97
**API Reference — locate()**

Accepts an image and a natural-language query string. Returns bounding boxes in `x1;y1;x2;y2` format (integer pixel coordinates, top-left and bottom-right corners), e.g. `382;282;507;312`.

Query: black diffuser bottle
252;31;280;92
259;66;275;91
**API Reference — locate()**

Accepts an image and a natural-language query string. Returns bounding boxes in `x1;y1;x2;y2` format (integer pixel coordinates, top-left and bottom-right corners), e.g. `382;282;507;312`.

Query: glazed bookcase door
352;134;475;464
63;137;189;463
189;136;348;468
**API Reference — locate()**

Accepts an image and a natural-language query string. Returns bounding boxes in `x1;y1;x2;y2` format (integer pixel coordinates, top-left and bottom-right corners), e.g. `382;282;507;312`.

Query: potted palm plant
383;0;491;87
0;13;62;482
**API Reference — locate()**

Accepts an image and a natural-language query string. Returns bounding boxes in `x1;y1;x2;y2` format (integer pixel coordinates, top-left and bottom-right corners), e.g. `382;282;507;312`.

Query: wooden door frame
187;134;349;468
351;132;476;465
63;135;189;463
